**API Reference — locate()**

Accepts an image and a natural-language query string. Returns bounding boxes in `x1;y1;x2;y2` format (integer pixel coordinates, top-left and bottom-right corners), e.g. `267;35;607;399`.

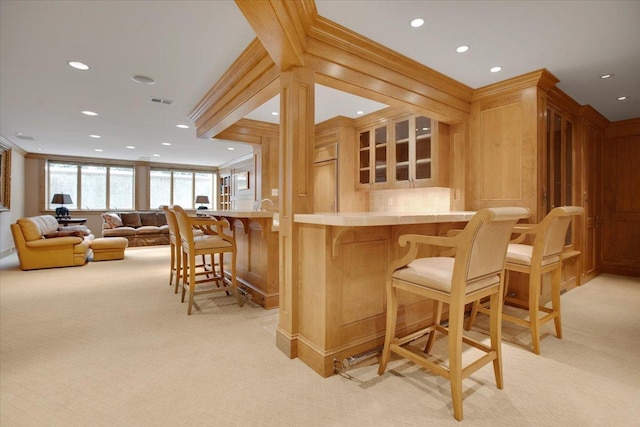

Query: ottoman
91;237;128;261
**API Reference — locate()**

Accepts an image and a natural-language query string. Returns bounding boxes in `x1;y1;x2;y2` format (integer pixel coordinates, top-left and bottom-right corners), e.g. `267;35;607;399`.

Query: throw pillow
157;212;167;226
102;213;123;229
139;212;158;227
120;213;142;228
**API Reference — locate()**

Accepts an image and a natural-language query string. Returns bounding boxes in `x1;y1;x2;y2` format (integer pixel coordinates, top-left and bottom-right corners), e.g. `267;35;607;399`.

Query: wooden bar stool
378;207;530;421
172;205;243;314
466;206;584;354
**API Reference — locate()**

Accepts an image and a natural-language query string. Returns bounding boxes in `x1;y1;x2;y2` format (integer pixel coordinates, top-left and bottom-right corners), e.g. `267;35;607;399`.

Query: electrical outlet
388;198;393;206
271;188;278;197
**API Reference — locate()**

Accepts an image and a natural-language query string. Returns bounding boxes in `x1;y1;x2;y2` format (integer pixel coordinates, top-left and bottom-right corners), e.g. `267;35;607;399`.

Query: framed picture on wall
236;171;249;191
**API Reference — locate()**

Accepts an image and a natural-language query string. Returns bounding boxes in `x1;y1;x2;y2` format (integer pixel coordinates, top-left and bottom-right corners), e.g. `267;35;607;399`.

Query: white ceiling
1;1;638;167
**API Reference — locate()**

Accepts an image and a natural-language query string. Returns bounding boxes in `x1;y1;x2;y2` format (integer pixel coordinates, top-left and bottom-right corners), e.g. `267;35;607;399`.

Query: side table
57;217;87;226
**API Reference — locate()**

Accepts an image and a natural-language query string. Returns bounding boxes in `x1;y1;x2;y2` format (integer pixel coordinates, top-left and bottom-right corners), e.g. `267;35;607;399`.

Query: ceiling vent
150;97;174;105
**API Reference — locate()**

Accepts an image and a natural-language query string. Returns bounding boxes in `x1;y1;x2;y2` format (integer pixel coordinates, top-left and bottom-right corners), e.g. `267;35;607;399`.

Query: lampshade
51;193;73;205
195;195;209;204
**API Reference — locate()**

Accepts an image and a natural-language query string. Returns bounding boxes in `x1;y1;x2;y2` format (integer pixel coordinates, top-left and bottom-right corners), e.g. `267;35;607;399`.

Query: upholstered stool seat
91;237;128;261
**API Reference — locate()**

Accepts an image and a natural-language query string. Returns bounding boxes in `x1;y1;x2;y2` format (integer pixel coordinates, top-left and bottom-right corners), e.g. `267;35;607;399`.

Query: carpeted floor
1;246;639;426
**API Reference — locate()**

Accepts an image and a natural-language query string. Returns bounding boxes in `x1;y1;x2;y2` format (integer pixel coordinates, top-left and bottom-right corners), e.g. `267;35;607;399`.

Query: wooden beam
189;38;280;140
235;0;317;70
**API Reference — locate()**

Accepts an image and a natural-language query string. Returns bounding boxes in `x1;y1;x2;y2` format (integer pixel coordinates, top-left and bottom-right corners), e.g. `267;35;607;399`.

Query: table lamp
51;193;72;218
195;195;210;210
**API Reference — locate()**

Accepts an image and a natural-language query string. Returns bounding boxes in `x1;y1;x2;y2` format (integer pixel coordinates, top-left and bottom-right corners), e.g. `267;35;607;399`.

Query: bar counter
280;211;475;377
199;210;279;309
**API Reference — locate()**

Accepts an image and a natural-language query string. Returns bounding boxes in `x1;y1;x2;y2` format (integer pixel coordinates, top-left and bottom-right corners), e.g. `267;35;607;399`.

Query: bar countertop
198;210;275;219
294;211;476;227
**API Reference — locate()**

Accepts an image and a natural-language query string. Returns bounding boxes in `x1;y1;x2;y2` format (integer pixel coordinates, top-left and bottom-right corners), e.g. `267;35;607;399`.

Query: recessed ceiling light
490;66;502;73
601;74;614;79
15;132;23;135
356;110;364;115
456;45;469;53
176;124;189;129
271;111;279;116
410;18;424;28
37;148;42;151
126;145;136;149
161;142;171;146
94;148;103;152
153;154;160;157
227;147;235;151
132;75;155;85
617;96;627;101
89;134;101;139
68;61;90;70
81;110;98;116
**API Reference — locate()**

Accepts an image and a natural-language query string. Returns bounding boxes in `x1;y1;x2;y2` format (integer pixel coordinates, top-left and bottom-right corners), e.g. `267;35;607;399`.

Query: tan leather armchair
11;215;94;270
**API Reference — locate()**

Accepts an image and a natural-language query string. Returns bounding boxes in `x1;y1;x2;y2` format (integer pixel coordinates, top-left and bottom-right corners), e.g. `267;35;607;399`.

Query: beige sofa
101;211;169;247
11;215;94;270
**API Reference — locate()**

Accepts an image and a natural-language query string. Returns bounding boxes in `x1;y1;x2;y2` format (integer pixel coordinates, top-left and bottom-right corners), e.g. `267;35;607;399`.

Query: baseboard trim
0;247;17;259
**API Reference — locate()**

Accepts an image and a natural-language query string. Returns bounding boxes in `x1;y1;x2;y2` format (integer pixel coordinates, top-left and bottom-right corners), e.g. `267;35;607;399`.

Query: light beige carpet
1;246;639;426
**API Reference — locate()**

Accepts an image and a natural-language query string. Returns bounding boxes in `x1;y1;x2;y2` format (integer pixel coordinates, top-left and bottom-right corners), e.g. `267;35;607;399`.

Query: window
47;161;134;210
150;169;215;209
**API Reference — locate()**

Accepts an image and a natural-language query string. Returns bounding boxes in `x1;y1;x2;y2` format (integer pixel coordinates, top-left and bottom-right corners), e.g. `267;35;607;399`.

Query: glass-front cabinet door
392;115;433;187
359;124;388;187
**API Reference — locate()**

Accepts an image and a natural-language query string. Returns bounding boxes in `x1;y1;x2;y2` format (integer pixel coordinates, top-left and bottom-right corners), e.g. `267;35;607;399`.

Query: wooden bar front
287;212;474;377
200;210;279;309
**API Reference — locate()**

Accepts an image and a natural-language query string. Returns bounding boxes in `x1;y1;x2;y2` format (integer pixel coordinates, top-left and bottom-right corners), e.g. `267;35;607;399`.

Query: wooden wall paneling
603;118;640;276
450;123;465;211
468;87;538;212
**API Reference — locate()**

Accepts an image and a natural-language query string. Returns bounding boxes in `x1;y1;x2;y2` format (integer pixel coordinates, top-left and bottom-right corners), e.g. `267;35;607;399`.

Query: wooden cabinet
357;111;447;190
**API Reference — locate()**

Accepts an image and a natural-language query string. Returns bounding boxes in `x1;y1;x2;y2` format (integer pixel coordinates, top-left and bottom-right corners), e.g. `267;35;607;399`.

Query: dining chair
172;205;243;314
466;206;584;354
378;207;530;421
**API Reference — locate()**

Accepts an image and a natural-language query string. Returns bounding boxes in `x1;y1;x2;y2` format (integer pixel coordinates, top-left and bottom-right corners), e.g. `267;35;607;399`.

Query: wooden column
276;67;315;357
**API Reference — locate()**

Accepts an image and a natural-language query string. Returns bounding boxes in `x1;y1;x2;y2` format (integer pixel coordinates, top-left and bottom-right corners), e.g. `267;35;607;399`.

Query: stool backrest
536;206;584;262
456;207;531;287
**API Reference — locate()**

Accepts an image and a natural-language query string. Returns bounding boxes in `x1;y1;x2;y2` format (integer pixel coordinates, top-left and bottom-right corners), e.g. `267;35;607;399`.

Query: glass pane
415;136;432;161
81;165;107;209
375;145;386;167
396;142;409;164
110;167;134;210
48;163;78;210
416;162;431;180
194;172;214;209
375;166;386;183
374;126;387;145
395;120;409;178
395;119;409;142
545;110;552;214
173;171;193;208
359;170;370;185
360;150;370;169
359;131;370;149
415;116;431;138
150;169;171;209
396;164;409;181
566;121;573;205
553;113;562;209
